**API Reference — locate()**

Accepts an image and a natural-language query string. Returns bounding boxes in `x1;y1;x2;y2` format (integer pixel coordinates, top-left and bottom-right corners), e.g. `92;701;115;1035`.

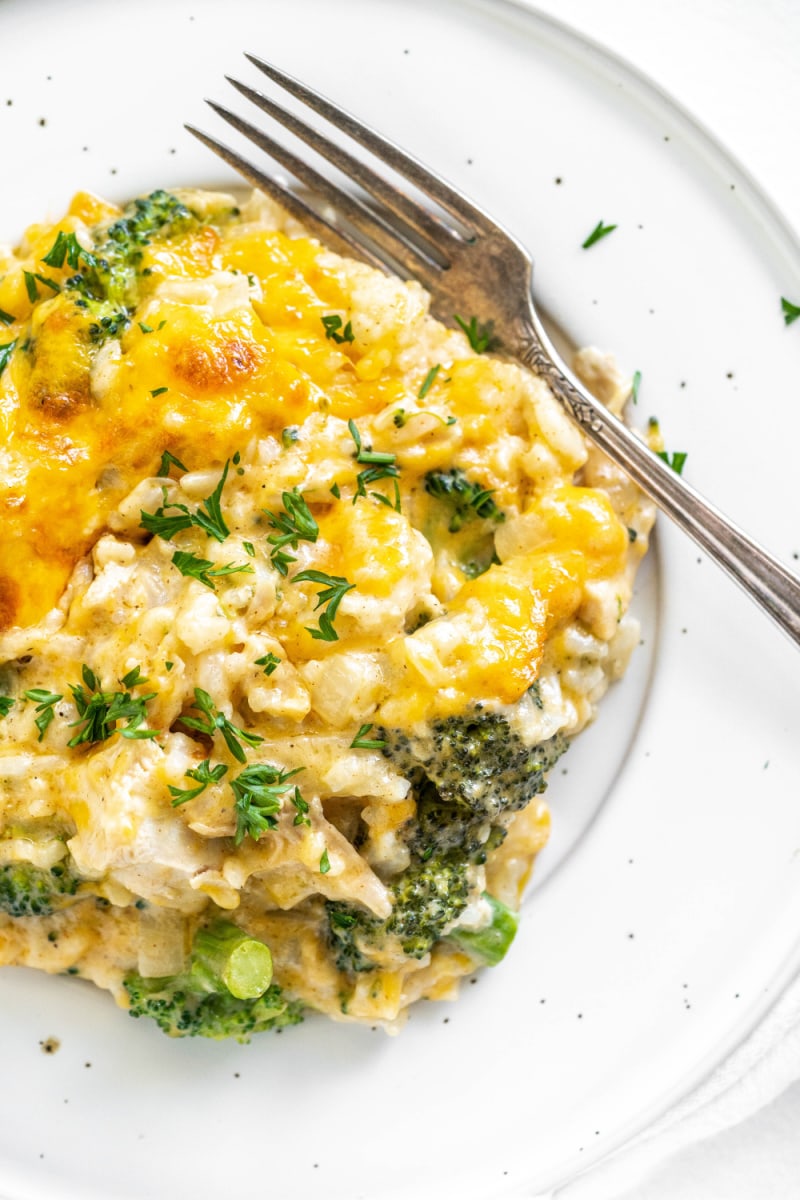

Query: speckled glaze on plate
0;1;799;1197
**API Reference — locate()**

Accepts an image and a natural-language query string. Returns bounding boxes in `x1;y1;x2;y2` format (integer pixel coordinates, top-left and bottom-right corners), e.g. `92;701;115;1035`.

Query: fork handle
514;317;800;649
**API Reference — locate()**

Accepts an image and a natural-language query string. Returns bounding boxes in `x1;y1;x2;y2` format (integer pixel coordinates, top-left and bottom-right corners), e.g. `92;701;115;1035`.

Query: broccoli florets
424;467;505;533
0;860;80;917
123;920;304;1041
383;709;568;856
65;190;198;337
328;850;472;970
327;709;566;976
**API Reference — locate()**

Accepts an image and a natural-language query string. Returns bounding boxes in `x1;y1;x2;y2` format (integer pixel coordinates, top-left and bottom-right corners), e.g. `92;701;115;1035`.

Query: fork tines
186;54;492;284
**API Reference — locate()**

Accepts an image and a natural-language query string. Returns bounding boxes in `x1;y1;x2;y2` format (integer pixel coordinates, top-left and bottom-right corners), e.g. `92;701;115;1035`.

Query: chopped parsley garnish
319;848;331;875
42;230;97;272
656;449;688;476
0;696;14;717
454;314;496;354
321;314;354;344
350;723;388;750
264;489;319;577
180;687;263;764
347;419;400;507
23;271;60;302
120;665;149;688
140;460;232;543
67;665;158;747
231;763;303;844
347;418;395;466
169;759;229;807
393;409;408;428
139;321;154;334
290;788;311;827
330;482;341;499
156;450;187;478
171;550;254;591
0;340;16;376
281;426;300;448
781;297;800;326
582;220;617;249
424;467;505;532
23;689;63;741
418;364;441;399
631;369;642;405
150;386;168;398
354;463;401;508
0;309;15;327
243;541;255;557
367;477;402;512
255;653;281;676
293;569;355;642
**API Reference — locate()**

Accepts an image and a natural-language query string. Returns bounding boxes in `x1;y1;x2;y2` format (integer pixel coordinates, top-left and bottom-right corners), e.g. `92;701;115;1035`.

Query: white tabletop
526;3;800;1195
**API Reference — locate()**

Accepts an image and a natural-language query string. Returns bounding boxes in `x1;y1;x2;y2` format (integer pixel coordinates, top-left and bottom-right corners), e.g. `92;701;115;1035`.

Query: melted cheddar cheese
0;189;654;1035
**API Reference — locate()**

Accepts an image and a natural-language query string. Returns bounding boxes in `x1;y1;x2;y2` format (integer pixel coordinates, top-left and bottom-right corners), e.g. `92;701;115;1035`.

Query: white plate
1;1;799;1197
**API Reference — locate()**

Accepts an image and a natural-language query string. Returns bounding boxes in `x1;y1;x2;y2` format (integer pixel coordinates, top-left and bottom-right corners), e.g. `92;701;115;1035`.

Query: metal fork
187;55;800;649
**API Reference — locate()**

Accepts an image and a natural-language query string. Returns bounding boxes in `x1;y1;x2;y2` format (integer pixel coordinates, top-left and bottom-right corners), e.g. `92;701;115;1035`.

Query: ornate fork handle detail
192;56;800;651
516;316;800;649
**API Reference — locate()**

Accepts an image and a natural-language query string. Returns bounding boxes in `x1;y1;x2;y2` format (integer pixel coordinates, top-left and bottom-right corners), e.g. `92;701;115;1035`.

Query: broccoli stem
190;921;273;1000
447;894;518;966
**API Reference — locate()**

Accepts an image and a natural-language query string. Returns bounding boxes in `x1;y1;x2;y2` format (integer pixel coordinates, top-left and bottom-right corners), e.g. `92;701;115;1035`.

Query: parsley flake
150;386;168;398
454;314;496;353
321;314;354;344
347;420;400;508
347;419;395;466
180;688;263;764
350;723;388;750
319;848;331;875
0;309;15;327
582;220;617;249
293;569;355;642
0;696;14;717
656;449;688;476
0;340;16;376
140;460;232;544
23;689;63;741
156;449;188;477
781;297;800;326
255;653;281;676
231;763;303;844
171;550;254;591
23;271;60;302
631;370;642;405
418;364;441;399
119;665;149;688
42;230;97;272
169;759;229;807
264;489;319;577
67;665;158;747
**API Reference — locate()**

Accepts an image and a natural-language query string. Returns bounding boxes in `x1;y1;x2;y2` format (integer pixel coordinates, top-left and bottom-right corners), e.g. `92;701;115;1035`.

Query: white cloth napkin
546;971;800;1198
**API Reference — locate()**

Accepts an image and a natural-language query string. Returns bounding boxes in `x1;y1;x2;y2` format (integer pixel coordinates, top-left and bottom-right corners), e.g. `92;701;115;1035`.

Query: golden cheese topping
0;188;654;1036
